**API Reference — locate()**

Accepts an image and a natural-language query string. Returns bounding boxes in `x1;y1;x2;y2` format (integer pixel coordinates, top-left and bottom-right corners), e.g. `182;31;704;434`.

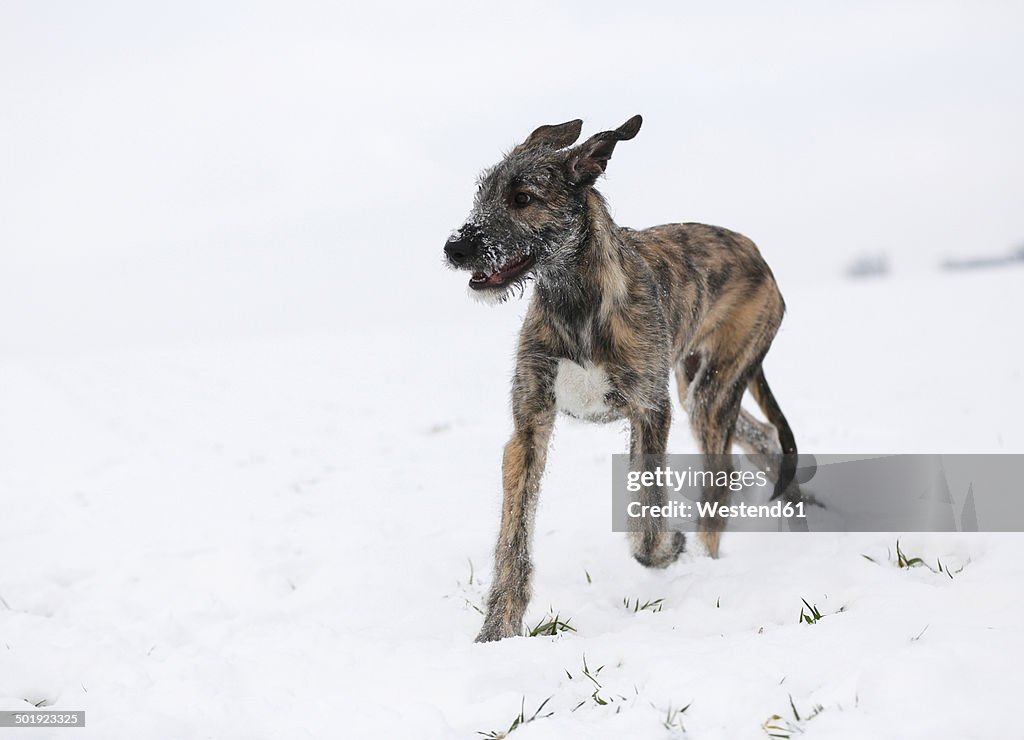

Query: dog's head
444;115;642;303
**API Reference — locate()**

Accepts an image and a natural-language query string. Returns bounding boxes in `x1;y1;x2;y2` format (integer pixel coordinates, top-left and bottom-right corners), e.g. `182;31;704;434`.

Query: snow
1;268;1022;738
3;3;1024;737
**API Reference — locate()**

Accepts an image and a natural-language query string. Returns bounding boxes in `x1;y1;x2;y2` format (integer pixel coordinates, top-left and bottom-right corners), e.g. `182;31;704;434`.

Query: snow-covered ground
3;3;1024;737
1;266;1022;739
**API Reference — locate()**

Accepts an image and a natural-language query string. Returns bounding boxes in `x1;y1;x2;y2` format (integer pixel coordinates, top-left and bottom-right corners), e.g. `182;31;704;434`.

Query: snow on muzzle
469;253;536;290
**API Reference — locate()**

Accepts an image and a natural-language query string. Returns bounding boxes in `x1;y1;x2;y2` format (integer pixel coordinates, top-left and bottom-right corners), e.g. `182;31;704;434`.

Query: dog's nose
445;231;479;265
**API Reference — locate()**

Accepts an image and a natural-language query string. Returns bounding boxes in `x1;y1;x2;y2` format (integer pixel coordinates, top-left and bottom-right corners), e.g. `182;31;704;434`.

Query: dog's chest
553;359;621;422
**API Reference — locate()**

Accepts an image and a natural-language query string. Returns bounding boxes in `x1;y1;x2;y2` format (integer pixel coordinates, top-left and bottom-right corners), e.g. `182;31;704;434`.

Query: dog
444;116;797;642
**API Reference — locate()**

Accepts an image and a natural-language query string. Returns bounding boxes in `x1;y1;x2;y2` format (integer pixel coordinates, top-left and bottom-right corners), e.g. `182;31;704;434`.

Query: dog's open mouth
469;253;536;291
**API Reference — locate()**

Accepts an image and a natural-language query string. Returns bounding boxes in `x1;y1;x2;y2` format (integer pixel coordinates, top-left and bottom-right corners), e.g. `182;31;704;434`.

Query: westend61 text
627;500;806;520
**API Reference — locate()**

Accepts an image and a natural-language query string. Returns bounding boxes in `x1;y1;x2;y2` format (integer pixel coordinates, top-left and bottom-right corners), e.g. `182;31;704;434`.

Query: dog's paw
630;530;685;569
474;619;520;643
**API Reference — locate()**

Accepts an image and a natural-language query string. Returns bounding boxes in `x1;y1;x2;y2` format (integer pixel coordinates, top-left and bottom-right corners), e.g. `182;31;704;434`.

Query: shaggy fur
445;116;798;642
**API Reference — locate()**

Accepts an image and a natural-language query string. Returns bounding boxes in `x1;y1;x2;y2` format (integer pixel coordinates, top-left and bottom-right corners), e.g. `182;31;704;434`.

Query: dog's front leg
476;359;556;643
628;397;685;568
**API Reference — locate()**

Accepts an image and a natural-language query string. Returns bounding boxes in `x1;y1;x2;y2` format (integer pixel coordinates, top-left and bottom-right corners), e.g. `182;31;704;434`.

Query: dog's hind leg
686;352;751;558
678;353;783;461
675;350;737;557
682;352;799;504
734;406;779;457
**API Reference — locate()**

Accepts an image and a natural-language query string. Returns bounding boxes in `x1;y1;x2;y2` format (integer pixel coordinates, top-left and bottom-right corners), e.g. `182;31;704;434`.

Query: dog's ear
518;119;584;151
568;115;642;185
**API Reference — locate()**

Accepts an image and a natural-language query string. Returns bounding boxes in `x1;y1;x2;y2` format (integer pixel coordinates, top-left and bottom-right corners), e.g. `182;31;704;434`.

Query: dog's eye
513;192;531;207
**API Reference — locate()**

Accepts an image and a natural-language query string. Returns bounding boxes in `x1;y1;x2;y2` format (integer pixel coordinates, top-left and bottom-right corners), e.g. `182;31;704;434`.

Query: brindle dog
444;116;798;642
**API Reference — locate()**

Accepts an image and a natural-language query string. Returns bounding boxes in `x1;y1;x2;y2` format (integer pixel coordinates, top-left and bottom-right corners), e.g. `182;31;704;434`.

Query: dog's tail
748;366;798;499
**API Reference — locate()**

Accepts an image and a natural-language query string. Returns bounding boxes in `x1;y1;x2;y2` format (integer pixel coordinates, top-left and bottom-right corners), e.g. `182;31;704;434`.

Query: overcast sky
2;1;1022;351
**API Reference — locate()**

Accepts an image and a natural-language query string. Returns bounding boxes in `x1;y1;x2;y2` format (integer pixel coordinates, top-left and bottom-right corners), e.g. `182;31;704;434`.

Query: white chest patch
554;360;618;422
